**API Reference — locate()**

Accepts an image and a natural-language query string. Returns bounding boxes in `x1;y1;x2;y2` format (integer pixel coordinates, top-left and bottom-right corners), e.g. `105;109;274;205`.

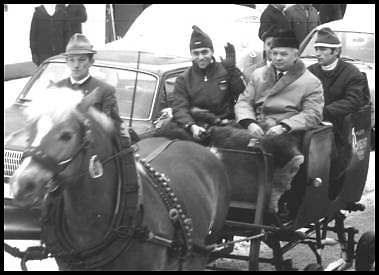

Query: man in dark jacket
54;33;122;134
308;27;370;197
172;25;245;140
318;4;343;24
285;4;319;43
258;4;290;41
30;4;71;66
66;4;87;36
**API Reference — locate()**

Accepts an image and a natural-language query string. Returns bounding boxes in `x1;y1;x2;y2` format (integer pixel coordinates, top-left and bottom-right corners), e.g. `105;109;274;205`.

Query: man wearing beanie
234;28;324;214
171;25;245;140
308;27;370;198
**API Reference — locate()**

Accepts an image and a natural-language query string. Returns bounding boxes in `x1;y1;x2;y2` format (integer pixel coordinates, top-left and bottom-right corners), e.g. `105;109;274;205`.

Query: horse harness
20;116;206;270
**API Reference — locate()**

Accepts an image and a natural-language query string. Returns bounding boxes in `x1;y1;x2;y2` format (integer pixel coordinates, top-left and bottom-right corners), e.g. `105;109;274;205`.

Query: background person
242;26;279;82
30;4;71;66
65;4;87;36
258;4;290;41
285;4;319;43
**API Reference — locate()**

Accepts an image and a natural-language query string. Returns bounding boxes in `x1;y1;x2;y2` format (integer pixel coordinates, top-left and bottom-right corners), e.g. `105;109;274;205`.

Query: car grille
4;149;23;180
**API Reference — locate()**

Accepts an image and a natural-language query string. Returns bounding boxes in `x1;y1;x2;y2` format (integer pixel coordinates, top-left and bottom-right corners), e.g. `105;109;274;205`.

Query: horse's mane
25;87;83;123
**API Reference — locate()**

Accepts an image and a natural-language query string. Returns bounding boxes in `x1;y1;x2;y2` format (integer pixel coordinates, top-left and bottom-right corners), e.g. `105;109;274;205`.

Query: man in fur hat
308;27;370;198
234;29;324;213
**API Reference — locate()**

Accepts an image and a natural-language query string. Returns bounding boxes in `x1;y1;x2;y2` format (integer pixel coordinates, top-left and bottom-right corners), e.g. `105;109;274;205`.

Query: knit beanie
314;27;342;48
271;29;299;49
189;25;214;51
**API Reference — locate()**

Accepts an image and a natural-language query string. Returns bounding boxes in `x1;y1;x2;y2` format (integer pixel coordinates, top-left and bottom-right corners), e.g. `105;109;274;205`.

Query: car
105;4;262;72
299;15;375;149
4;49;192;186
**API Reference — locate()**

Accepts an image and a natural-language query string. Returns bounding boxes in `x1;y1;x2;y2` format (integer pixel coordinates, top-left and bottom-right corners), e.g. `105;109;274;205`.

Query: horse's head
10;87;116;207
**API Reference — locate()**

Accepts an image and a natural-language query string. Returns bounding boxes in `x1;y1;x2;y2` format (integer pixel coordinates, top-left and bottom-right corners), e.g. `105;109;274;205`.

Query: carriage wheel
355;231;375;271
304;263;324;271
248;239;261;270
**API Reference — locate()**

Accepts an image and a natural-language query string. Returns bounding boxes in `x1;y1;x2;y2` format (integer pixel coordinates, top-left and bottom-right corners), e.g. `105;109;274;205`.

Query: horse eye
60;132;73;141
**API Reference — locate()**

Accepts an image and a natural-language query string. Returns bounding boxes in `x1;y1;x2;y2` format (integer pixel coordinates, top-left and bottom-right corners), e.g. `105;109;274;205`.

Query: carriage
4;50;374;271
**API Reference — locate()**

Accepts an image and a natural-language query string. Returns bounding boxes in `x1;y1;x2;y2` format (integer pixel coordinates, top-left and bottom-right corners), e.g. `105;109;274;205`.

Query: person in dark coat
258;4;290;41
171;25;246;140
65;4;87;36
285;4;320;43
30;4;71;66
308;27;370;198
54;33;122;134
318;4;343;24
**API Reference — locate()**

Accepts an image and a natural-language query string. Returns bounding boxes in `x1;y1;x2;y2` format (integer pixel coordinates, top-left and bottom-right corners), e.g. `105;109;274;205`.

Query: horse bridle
21;118;92;194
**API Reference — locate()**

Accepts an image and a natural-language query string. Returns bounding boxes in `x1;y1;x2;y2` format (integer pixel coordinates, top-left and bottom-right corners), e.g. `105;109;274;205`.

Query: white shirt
70;74;91;85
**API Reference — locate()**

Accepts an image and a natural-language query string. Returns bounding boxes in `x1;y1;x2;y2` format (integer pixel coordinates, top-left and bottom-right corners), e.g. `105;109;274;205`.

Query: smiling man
172;25;245;140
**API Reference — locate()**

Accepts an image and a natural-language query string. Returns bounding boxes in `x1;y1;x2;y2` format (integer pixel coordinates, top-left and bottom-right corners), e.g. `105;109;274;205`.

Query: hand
190;124;207;140
266;125;287;137
220;42;236;70
247;122;264;138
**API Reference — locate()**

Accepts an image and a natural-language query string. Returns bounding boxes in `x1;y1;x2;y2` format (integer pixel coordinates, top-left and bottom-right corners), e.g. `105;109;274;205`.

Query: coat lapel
266;59;306;98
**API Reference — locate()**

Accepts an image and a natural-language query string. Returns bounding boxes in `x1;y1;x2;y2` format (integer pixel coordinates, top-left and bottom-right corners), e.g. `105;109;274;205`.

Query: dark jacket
55;76;122;132
172;59;245;127
30;5;71;66
258;5;290;40
319;4;343;24
66;4;87;35
285;4;320;43
308;59;369;123
308;59;369;145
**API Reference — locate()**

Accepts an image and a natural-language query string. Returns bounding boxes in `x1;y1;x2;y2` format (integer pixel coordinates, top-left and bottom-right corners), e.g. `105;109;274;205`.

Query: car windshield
301;31;374;64
18;62;158;120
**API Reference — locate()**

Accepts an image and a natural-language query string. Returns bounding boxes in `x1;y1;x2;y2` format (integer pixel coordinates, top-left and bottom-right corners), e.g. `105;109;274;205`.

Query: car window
301;31;374;63
19;62;158;120
164;76;177;105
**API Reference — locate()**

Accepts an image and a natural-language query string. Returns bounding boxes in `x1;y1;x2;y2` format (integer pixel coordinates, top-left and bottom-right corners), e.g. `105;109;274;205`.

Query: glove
190;124;207;140
220;42;236;70
247;122;264;139
266;124;288;137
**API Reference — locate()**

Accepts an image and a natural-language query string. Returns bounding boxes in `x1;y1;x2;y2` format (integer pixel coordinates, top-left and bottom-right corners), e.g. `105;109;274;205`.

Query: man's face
315;46;339;66
264;37;274;61
190;47;214;69
66;54;94;81
271;47;298;72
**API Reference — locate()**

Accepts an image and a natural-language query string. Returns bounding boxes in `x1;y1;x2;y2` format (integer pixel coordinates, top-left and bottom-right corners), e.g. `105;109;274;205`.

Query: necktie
277;72;284;81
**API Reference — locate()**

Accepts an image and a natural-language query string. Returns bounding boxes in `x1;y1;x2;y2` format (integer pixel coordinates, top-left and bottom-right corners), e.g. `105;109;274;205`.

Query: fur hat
314;27;342;48
190;25;214;51
65;33;97;55
271;29;299;49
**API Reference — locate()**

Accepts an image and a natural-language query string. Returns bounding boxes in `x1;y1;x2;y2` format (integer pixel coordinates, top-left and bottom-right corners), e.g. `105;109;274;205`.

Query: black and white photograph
4;4;375;271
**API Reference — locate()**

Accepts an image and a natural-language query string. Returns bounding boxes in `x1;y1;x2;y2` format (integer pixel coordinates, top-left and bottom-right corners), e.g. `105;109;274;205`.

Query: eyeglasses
191;49;211;57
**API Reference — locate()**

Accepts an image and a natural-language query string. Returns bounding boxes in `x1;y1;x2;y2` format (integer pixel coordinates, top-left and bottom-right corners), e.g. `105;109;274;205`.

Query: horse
9;87;231;270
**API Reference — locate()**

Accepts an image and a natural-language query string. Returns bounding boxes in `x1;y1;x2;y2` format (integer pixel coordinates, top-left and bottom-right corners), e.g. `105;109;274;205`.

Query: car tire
355;231;375;271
